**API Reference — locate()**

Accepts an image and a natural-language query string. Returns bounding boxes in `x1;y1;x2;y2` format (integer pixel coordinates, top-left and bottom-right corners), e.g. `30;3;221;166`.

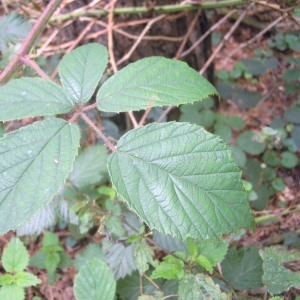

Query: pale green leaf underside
0;78;74;122
74;258;116;300
108;122;254;240
59;43;108;104
97;57;218;112
0;118;80;235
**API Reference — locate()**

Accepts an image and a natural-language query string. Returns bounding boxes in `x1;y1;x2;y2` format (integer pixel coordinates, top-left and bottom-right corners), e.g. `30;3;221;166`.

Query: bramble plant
1;43;256;298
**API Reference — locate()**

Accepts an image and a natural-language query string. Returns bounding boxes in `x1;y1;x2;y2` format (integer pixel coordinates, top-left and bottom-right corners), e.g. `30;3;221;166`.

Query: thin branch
20;57;50;79
50;0;248;23
138;107;152;126
180;9;236;58
199;3;253;75
79;111;116;153
0;0;62;84
221;14;286;67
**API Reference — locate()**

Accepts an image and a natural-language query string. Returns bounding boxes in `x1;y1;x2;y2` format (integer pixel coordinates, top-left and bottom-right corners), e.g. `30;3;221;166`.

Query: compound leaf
261;246;300;294
0;118;80;235
97;57;218;112
221;247;263;291
108;122;255;240
178;274;228;300
74;258;116;300
59;43;108;104
2;238;29;273
0;78;74;122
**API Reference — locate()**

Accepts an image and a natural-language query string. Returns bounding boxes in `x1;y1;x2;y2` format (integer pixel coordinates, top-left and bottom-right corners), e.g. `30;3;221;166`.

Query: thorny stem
50;0;248;23
0;0;62;84
79;111;116;153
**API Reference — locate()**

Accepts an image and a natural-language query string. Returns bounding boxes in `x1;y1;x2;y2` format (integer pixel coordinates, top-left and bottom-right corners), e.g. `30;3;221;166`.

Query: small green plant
30;231;72;285
0;238;41;300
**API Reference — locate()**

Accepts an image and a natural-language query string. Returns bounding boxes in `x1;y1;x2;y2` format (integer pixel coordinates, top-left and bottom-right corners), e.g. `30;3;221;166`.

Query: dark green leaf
0;78;74;122
0;118;80;234
281;151;298;169
97;57;218;112
74;244;104;271
59;43;108;104
237;131;266;155
221;247;263;290
284;107;300;124
231;145;247;168
108;122;254;240
74;258;116;300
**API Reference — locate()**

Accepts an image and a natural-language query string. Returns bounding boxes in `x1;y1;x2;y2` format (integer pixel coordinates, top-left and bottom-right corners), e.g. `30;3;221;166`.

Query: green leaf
45;252;60;274
281;151;298;169
74;243;104;271
178;274;228;300
284;107;300;124
97;57;218;112
261;246;300;294
134;239;155;274
0;78;74;122
0;12;31;51
74;258;116;300
0;118;80;234
225;116;245;131
237;130;266;155
221;247;263;291
15;272;41;288
59;43;108;104
0;274;14;286
106;243;137;279
151;255;184;280
196;239;229;274
2;238;29;273
42;231;60;247
0;285;25;300
108;122;254;240
231;145;246;168
69;145;109;189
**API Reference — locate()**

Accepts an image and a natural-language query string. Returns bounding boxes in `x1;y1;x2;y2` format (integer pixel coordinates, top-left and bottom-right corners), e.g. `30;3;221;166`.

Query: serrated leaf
45;252;60;274
59;43;108;104
0;78;74;122
74;243;104;271
151;255;184;280
178;274;228;300
2;238;29;273
105;243;137;279
69;145;109;189
74;258;116;300
15;272;41;287
0;12;31;51
134;239;155;274
0;118;80;234
0;274;14;286
196;239;229;274
108;122;254;240
221;247;263;291
97;57;218;112
261;246;300;294
0;285;25;300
